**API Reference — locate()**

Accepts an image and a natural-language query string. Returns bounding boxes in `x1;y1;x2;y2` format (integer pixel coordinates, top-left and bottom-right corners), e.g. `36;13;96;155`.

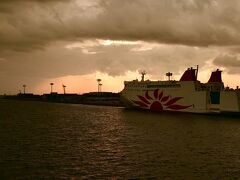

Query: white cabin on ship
120;67;240;114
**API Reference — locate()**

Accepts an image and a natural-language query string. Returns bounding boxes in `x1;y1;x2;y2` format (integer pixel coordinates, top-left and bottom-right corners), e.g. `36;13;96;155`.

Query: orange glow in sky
28;69;240;95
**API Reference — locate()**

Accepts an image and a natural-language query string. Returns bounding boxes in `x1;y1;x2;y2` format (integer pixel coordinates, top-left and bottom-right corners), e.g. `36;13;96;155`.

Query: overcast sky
1;0;240;94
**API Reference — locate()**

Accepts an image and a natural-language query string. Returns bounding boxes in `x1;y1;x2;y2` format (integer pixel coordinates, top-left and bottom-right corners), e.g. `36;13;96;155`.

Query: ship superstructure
121;67;240;114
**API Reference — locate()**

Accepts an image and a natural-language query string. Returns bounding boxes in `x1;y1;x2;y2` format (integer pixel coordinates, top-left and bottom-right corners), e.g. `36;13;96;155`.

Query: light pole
96;79;101;92
99;83;102;92
50;83;54;94
23;84;26;94
62;84;66;94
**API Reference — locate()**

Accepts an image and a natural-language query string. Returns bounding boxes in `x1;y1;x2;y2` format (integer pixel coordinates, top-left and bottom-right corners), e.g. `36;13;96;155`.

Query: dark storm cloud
1;0;240;93
0;0;64;2
97;0;240;46
213;54;240;67
1;0;240;52
0;41;217;79
0;0;69;51
213;54;240;74
0;0;67;13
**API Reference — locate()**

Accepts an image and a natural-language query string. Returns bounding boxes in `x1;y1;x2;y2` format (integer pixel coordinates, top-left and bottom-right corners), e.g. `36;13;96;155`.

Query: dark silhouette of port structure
1;77;122;106
2;91;122;107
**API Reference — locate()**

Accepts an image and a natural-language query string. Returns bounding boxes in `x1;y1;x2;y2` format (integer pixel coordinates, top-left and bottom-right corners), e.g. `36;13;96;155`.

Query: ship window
147;84;181;88
210;92;220;104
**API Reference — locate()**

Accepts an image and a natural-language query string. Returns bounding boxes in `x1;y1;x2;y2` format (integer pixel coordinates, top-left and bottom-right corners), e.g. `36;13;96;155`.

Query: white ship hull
120;68;240;114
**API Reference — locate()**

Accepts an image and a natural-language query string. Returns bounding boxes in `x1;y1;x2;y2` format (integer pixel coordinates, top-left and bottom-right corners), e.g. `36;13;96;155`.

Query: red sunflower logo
132;89;192;112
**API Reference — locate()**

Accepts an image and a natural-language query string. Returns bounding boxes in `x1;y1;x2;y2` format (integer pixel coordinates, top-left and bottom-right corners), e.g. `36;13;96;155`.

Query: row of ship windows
147;84;181;88
125;84;181;88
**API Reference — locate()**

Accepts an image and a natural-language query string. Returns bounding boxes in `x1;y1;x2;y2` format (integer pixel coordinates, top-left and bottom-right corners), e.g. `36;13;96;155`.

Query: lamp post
62;84;66;94
96;79;101;92
23;84;26;94
50;83;54;94
99;83;102;92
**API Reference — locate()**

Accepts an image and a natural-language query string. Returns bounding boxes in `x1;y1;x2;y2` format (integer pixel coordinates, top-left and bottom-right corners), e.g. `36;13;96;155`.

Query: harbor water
0;99;240;179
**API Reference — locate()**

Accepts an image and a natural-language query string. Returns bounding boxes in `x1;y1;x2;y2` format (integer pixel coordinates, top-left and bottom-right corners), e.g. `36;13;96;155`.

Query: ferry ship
120;67;240;114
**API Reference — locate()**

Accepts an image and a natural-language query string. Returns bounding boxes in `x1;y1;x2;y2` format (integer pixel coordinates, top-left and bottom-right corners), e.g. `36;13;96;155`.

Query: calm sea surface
0;99;240;179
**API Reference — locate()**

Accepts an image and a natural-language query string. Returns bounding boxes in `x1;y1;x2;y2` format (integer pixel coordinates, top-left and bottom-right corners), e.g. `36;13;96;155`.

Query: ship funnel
208;69;222;83
180;67;197;81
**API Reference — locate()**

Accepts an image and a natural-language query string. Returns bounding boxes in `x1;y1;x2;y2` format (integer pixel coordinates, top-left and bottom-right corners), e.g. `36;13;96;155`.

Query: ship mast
196;65;199;80
140;70;146;82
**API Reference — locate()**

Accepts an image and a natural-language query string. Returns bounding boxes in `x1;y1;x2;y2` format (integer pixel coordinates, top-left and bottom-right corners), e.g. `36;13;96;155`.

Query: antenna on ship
139;70;146;82
99;83;102;92
166;72;172;81
196;65;199;80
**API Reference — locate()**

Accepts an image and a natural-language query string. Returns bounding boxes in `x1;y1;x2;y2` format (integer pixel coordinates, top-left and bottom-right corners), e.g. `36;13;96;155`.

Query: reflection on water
0;99;240;179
